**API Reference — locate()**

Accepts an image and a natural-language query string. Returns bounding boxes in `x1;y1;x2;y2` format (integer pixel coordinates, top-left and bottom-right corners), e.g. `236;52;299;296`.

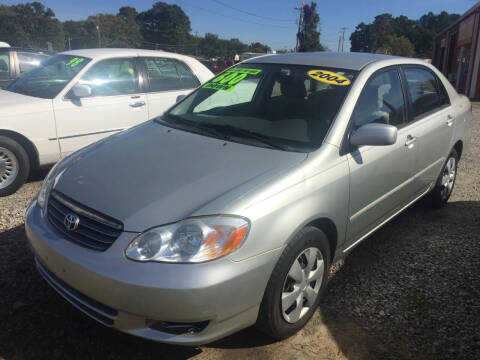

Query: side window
175;60;201;89
351;69;405;129
403;67;442;118
78;58;138;97
18;52;48;75
144;57;182;92
0;53;10;80
437;76;451;107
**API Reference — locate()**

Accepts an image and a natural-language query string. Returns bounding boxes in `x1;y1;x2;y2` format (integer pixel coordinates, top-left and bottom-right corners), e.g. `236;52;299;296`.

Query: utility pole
340;27;347;52
67;36;71;50
294;0;305;52
96;25;101;48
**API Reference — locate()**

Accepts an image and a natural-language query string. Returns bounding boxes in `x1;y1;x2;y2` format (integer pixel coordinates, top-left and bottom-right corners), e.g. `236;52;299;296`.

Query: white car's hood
0;90;52;117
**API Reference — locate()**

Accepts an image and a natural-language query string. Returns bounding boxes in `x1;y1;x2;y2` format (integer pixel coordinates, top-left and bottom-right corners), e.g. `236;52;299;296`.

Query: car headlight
125;216;250;263
37;162;60;209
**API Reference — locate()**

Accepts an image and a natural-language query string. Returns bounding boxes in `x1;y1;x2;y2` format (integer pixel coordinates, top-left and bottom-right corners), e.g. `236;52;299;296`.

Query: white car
0;48;213;196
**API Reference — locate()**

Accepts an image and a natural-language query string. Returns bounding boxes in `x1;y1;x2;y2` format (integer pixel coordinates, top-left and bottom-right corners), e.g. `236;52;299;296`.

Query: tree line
350;12;460;58
0;1;272;58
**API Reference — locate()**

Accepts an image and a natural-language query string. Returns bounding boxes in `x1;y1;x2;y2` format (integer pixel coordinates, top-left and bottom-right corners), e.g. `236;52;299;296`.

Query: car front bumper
25;200;283;345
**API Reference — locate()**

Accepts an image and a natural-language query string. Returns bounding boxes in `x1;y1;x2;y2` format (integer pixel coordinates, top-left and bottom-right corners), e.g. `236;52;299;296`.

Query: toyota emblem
64;213;80;231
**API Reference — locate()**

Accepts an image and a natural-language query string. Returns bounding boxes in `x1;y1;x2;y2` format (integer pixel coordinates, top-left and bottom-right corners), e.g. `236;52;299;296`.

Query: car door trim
49;128;125;141
349;157;444;222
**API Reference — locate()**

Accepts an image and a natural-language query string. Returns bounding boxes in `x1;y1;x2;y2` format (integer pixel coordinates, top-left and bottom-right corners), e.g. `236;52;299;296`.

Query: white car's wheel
0;136;30;197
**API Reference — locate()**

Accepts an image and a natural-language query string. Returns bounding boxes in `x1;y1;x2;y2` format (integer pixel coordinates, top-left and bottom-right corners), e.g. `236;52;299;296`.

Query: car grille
35;258;118;326
47;190;123;251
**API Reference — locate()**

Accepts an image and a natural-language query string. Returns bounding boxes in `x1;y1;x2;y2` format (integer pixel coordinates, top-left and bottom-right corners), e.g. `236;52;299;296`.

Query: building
433;2;480;98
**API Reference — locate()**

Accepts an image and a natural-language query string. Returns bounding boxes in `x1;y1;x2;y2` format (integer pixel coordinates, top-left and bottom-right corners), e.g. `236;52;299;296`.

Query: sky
2;0;477;51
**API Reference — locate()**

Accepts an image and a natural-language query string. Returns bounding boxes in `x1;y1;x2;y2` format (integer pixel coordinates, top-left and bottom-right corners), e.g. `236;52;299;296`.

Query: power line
176;0;293;29
209;0;294;22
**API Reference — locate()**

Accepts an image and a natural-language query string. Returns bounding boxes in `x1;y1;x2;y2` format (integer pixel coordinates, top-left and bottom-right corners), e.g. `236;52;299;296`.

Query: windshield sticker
66;57;85;67
203;68;262;92
308;70;351;86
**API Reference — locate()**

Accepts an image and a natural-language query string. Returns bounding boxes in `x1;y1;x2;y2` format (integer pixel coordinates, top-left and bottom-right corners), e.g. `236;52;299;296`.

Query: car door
346;67;419;244
400;66;454;191
141;57;201;119
53;57;148;156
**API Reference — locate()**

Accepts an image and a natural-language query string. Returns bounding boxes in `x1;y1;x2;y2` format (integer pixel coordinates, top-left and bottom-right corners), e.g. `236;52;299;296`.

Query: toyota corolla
25;52;470;345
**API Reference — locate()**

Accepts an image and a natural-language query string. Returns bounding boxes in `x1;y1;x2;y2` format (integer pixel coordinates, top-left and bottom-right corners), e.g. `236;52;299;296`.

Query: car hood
0;90;51;117
54;121;307;231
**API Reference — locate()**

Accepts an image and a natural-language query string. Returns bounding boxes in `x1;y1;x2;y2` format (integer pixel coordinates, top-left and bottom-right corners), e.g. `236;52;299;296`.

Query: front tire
0;136;30;197
256;227;331;339
428;149;458;208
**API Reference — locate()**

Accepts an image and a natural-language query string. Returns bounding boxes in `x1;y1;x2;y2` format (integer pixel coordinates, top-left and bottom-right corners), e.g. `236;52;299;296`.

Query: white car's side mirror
176;94;186;103
71;84;92;98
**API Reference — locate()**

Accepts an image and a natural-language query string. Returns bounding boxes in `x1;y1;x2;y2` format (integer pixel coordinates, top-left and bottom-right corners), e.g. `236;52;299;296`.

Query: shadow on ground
0;200;478;359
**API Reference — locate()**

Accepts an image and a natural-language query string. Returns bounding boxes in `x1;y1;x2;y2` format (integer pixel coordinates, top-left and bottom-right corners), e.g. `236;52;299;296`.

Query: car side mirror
350;123;397;146
176;94;186;103
71;83;92;98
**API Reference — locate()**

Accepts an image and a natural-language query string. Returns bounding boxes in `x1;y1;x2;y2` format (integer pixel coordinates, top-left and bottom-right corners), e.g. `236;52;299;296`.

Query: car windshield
7;54;90;99
163;63;357;152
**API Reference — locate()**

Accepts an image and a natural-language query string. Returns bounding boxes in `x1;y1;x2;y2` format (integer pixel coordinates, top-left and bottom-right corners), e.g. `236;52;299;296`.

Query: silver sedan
25;52;470;344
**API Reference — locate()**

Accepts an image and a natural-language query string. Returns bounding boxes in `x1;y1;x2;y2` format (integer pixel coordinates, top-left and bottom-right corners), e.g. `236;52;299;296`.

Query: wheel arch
453;140;463;160
0;130;39;169
304;217;338;263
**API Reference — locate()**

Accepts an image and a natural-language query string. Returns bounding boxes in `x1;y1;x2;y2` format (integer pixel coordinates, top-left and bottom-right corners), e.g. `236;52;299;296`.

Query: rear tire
427;149;458;208
0;136;30;197
256;226;331;340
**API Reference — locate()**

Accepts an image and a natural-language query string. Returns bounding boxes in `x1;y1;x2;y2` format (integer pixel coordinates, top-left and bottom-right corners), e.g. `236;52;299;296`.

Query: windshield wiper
205;124;290;151
157;114;229;140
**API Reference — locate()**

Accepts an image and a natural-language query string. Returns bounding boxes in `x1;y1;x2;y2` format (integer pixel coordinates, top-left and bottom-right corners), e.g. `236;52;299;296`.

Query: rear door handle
405;135;417;148
129;101;146;108
447;114;454;126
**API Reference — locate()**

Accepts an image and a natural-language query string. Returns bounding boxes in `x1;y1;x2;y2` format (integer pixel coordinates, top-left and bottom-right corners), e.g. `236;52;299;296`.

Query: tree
378;35;415;57
86;14;142;48
137;2;191;47
350;22;370;52
0;2;64;50
297;2;325;52
248;42;271;53
118;6;138;22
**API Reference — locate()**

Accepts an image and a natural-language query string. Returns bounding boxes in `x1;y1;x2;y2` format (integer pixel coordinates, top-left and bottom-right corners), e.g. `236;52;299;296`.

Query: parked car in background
26;53;470;344
0;46;51;88
212;59;234;73
0;48;213;196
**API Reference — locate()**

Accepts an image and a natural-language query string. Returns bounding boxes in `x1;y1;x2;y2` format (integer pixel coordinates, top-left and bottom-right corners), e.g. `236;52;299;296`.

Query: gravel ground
0;104;479;360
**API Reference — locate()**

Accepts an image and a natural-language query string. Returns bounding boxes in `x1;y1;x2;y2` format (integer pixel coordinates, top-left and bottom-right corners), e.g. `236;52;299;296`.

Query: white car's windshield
7;55;91;99
162;63;357;152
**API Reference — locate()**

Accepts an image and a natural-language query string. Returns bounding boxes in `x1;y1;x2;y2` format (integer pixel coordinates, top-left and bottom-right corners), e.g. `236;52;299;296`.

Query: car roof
245;52;405;71
0;47;52;54
59;48;194;62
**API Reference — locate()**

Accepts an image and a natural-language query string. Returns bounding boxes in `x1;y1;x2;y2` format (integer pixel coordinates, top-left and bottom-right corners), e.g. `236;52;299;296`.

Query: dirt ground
0;104;479;360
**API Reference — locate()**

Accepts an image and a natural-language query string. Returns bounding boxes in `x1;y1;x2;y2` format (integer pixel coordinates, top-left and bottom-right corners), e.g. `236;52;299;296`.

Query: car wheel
256;226;331;339
0;136;30;197
428;149;458;208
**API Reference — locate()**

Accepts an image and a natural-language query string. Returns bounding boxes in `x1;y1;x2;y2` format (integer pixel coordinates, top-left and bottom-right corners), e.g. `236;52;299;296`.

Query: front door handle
405;135;417;148
129;101;146;108
447;114;454;126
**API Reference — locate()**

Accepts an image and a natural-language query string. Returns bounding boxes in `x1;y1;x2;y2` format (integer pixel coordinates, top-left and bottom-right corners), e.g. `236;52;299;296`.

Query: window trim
400;64;452;124
64;56;142;100
341;65;407;155
142;56;201;94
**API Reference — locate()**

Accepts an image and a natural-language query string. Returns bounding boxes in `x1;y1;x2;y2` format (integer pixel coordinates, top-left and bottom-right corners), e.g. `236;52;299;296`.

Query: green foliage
0;1;271;58
0;2;64;50
137;2;191;47
298;2;325;52
350;11;460;58
377;35;415;57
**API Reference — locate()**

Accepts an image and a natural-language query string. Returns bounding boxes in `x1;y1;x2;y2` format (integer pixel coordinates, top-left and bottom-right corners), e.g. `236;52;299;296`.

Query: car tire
0;136;30;197
427;149;458;208
256;226;331;340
